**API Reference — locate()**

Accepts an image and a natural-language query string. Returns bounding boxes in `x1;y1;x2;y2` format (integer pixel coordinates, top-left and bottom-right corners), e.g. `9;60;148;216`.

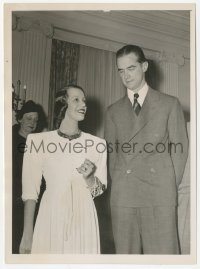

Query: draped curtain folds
48;39;80;130
77;45;125;138
49;40;124;135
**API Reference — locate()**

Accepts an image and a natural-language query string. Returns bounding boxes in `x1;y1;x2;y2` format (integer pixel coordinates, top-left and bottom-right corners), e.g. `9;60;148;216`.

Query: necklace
57;129;81;140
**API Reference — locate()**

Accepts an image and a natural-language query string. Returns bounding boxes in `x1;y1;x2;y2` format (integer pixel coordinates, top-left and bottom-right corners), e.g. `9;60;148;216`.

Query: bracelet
87;176;105;199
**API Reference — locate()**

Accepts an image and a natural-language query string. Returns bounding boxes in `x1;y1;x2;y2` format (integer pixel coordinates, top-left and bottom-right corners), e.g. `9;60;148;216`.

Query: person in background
12;100;42;253
19;85;107;254
105;45;188;254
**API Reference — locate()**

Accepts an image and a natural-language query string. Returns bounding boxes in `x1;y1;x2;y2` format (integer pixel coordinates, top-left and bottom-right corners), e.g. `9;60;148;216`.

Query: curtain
77;45;125;138
48;39;80;130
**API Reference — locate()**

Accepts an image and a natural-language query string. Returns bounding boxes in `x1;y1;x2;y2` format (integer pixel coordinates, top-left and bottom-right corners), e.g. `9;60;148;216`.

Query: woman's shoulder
82;132;106;144
81;132;106;155
27;130;57;141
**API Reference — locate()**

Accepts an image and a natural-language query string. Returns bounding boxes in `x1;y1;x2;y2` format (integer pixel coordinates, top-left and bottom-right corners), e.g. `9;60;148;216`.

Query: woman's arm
86;175;106;199
19;199;36;254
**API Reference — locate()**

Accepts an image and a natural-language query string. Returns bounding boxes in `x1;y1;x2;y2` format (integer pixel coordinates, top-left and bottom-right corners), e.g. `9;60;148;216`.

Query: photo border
4;2;196;264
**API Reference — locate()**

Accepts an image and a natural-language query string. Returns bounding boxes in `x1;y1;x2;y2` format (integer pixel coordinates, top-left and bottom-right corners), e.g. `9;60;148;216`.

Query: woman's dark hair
15;100;47;132
16;100;40;122
53;85;85;129
116;45;147;63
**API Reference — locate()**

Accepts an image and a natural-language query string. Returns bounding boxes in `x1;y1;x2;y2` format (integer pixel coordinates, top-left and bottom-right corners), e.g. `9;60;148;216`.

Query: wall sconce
12;80;27;112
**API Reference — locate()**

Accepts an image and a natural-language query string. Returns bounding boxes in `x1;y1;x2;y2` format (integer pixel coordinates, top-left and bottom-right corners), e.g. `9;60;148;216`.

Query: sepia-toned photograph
4;3;196;265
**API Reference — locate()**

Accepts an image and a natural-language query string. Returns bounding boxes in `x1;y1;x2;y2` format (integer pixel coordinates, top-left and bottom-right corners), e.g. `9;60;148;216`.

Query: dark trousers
111;206;180;254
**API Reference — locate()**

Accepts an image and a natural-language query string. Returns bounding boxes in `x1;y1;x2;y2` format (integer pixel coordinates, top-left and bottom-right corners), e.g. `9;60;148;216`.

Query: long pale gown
22;130;107;254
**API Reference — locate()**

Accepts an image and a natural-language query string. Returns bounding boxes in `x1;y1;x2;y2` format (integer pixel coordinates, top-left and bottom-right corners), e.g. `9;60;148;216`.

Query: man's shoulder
82;132;106;145
149;87;179;105
106;88;179;114
107;96;126;113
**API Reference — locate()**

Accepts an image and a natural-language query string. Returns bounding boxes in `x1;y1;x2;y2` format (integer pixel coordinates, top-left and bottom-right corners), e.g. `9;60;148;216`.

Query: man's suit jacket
105;87;188;207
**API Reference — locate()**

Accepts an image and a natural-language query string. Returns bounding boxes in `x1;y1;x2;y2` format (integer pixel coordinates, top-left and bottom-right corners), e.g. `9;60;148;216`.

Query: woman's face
19;112;38;134
64;87;87;122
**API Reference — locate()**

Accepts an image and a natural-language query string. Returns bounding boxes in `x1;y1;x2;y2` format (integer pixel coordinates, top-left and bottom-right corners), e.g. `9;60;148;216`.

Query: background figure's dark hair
116;45;147;63
16;100;40;122
53;84;85;129
15;100;47;132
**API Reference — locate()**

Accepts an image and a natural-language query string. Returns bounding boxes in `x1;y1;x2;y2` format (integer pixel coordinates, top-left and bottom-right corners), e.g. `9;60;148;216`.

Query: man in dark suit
105;45;188;254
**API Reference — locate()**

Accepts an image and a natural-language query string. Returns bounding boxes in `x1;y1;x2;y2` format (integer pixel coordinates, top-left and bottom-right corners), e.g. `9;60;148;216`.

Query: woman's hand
19;233;33;254
76;159;96;180
19;199;36;254
76;159;106;198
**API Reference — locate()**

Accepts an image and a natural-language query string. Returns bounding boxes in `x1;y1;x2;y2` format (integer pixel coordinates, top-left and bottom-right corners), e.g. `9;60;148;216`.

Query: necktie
133;93;141;115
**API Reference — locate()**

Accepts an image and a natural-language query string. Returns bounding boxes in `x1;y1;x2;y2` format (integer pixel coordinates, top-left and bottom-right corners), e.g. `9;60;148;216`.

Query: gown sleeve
21;134;43;202
89;139;107;199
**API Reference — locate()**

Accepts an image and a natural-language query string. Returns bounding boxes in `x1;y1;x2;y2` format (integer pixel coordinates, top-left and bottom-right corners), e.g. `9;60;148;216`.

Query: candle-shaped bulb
23;84;27;103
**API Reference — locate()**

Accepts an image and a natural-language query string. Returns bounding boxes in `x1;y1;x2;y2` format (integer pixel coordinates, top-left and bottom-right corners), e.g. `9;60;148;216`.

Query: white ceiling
37;10;190;41
13;10;191;57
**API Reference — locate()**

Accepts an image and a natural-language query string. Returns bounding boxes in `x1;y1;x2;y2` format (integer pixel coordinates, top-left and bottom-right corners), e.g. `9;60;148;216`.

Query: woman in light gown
19;85;107;254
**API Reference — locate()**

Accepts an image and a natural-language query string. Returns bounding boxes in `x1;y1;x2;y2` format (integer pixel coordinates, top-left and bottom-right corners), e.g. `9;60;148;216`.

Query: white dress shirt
127;83;149;107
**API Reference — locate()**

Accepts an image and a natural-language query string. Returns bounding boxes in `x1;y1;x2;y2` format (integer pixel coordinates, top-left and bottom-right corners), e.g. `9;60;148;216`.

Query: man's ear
142;61;148;72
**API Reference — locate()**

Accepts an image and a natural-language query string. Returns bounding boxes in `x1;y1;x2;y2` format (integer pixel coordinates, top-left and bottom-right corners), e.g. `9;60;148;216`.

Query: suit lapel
119;95;137;142
127;87;160;143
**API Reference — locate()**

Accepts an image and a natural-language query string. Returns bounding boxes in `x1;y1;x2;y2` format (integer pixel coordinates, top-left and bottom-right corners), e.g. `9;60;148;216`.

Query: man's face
19;112;38;134
117;52;148;92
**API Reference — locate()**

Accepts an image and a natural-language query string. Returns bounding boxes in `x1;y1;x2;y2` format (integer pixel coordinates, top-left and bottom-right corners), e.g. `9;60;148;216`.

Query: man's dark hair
116;45;147;63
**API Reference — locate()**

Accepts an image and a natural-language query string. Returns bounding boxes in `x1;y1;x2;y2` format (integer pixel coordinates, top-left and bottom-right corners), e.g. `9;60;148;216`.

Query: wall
12;10;190;126
12;14;52;119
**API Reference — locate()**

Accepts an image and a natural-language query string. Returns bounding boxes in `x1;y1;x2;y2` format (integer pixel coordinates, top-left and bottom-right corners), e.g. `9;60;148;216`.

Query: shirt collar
127;82;149;107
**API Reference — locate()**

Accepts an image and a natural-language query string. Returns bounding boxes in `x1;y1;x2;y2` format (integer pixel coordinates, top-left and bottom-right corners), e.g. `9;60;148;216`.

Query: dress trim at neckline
57;129;82;140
